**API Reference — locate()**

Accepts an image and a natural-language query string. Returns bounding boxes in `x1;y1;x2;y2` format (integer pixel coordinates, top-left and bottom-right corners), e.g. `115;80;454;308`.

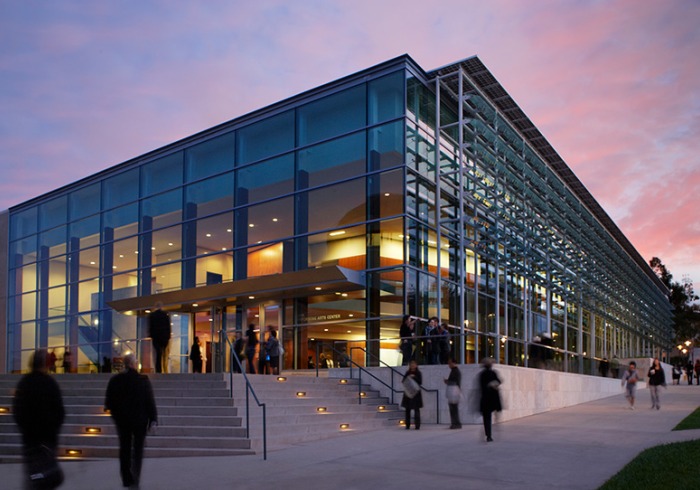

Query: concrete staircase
0;373;253;462
233;372;402;451
0;371;402;461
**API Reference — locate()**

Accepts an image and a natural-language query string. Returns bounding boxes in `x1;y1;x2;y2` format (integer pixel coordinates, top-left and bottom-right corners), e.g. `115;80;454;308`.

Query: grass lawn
673;406;700;431
599;439;700;489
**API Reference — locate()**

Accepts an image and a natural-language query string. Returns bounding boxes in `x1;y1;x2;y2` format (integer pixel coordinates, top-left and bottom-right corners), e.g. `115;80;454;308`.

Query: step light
399;420;406;426
359;392;366;397
316;407;327;413
103;408;111;414
84;427;102;434
339;379;348;384
339;423;350;430
66;449;82;457
0;407;9;414
377;405;386;411
296;391;306;397
276;376;287;382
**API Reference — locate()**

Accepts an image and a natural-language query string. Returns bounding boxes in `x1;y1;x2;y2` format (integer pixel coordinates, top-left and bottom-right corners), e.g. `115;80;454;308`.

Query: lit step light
359;392;366;397
66;449;82;457
399;420;406;426
339;379;348;384
0;407;9;414
277;376;287;382
339;423;350;430
377;405;386;411
316;407;327;413
296;391;306;397
84;427;102;434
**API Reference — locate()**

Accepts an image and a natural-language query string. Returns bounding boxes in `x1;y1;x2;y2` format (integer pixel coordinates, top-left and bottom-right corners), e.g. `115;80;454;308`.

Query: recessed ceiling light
119;254;124;258
151;246;156;250
324;328;329;332
249;296;255;299
168;242;173;246
206;233;212;237
249;224;255;228
272;218;278;222
90;261;95;265
315;287;322;290
329;230;346;237
384;193;390;196
227;229;232;233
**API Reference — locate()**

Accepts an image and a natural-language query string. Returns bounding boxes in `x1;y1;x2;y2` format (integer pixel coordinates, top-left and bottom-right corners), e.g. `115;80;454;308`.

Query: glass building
0;54;673;374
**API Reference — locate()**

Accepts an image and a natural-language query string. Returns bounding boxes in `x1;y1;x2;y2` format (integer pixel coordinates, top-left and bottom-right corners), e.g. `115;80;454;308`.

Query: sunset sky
1;0;698;288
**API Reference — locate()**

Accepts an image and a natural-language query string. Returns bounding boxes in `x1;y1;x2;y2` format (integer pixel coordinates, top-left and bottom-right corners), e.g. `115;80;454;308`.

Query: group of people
401;357;502;442
235;324;282;375
671;360;700;385
13;349;157;489
399;315;452;366
620;357;670;410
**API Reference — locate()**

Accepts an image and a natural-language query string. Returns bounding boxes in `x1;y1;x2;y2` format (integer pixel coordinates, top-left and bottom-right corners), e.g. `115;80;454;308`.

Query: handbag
402;376;420;399
26;444;64;489
446;384;461;404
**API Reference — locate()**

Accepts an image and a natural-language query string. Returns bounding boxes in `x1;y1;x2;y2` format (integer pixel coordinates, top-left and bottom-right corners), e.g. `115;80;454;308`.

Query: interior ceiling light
329;230;346;237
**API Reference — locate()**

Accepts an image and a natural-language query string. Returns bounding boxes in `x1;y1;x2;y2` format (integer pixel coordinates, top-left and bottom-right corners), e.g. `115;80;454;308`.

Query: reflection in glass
141;188;182;229
298;132;365;189
69;183;101;221
305;178;366;234
307;224;366;270
237;111;294;165
185;132;235;182
297;86;366;146
236;154;293;206
103;168;139;210
239;197;294;246
369;121;404;171
39;196;67;231
141;152;183;197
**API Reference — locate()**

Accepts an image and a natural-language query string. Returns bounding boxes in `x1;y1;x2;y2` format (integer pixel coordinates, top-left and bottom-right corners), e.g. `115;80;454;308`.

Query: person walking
478;357;502;442
189;337;202;373
265;329;281;375
13;349;65;489
647;358;666;410
399;315;416;366
233;332;244;373
148;303;171;373
401;360;423;430
686;361;694;385
444;357;462;429
621;361;640;409
245;324;259;375
104;353;158;489
672;364;681;385
694;360;700;386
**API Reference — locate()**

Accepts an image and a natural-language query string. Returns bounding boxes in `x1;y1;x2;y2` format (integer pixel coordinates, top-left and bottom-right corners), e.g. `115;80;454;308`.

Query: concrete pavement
4;384;699;490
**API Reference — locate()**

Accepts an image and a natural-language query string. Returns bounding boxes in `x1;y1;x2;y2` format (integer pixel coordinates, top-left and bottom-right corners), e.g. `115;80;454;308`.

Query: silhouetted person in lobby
245;324;259;374
478;357;502;442
148;303;171;373
233;332;244;373
62;349;72;373
189;337;203;373
265;329;281;375
13;349;65;489
105;353;158;489
598;357;609;377
401;360;423;430
399;315;416;366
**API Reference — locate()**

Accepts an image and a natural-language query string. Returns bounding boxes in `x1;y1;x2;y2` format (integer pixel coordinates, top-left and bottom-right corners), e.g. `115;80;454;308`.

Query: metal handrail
222;332;267;460
349;345;440;424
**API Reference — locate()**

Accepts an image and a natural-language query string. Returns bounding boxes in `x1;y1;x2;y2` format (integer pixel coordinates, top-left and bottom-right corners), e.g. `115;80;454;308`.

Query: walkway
4;384;699;489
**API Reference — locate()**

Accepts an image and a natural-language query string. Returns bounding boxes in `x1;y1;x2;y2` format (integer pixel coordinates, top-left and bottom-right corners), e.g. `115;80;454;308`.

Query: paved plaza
5;384;699;489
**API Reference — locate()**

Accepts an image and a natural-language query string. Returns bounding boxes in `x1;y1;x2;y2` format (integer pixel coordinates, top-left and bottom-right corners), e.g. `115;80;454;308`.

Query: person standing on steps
401;360;423;430
478;357;502;442
13;349;65;489
148;302;171;373
105;353;158;489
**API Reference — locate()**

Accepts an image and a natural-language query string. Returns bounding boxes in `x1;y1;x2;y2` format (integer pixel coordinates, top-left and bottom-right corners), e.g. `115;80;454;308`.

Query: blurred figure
61;349;72;374
233;332;244;373
686;361;694;385
265;329;281;375
647;358;666;410
189;337;202;373
598;358;609;377
621;361;640;409
672;364;681;385
148;303;171;373
47;349;57;373
245;324;259;374
399;315;416;366
401;360;423;430
444;357;462;429
13;349;65;489
437;322;450;365
105;353;158;489
423;317;438;365
695;360;700;386
611;355;621;379
478;357;502;442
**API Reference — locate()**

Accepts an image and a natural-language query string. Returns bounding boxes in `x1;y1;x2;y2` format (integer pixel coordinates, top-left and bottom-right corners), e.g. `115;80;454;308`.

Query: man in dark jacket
105;353;158;488
13;349;65;487
478;357;502;442
148;303;171;373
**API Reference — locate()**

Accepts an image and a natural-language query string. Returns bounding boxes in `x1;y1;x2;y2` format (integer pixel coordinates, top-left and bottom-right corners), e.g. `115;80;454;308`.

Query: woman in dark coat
478;357;502;442
189;337;202;373
401;360;423;430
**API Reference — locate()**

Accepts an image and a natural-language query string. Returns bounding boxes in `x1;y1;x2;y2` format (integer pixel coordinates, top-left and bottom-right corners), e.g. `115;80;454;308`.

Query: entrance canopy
108;265;365;314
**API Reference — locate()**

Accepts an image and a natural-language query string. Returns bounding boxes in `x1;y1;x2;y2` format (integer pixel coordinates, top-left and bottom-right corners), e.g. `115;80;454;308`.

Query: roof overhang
107;265;365;315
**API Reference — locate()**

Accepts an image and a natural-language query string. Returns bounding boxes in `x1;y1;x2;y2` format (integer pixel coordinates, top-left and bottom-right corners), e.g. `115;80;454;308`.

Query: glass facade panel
39;196;67;231
141;152;183;197
152;262;181;293
111;237;139;273
236;154;294;206
304;178;366;234
368;168;404;220
70;215;101;249
150;225;182;265
237;110;294;165
185;132;235;182
307;224;366;270
368;71;404;125
103;169;139;209
369;121;404;171
195;213;233;255
238;197;294;246
39;226;67;258
11;206;38;239
103;203;139;241
196;252;233;286
185;172;234;217
141;188;183;229
69;183;101;221
298;132;365;189
9;237;38;266
297;85;366;146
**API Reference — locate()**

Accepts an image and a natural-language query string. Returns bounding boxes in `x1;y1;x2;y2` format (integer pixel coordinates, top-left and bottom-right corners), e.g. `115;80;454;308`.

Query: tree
649;257;700;343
